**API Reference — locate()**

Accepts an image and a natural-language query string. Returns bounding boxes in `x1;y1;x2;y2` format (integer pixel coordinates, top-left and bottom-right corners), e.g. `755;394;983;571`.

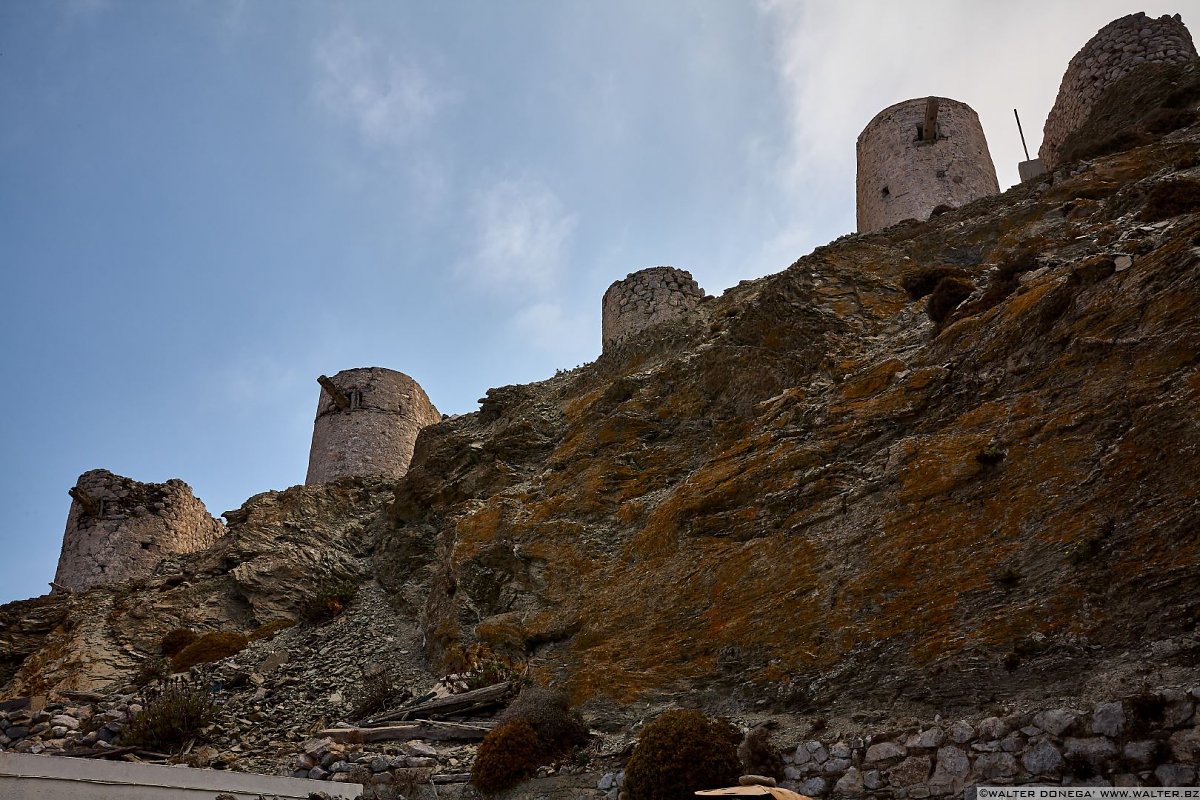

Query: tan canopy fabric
695;787;811;800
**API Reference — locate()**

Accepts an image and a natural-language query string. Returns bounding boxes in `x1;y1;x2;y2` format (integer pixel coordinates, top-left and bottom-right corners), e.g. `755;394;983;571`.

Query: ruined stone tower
53;469;226;593
856;97;999;233
601;266;705;352
1040;12;1196;169
305;367;441;485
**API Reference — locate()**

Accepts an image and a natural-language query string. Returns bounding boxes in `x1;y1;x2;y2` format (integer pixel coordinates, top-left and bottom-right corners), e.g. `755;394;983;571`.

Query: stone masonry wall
773;687;1200;798
856;97;999;233
1040;12;1197;169
53;469;226;593
305;367;441;486
601;267;705;352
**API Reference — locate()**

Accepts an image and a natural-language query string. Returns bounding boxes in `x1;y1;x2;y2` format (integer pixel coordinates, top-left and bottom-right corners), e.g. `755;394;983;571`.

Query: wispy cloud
314;24;447;148
509;301;596;359
458;177;579;293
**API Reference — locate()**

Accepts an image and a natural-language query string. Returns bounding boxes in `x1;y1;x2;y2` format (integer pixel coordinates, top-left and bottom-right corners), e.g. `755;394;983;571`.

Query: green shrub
121;679;217;753
160;628;198;658
170;631;248;672
624;710;742;800
471;718;543;794
299;579;359;625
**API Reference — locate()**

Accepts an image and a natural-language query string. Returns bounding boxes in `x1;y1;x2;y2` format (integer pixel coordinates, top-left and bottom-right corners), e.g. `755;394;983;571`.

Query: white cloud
314;25;447;148
458;177;579;293
756;0;1176;192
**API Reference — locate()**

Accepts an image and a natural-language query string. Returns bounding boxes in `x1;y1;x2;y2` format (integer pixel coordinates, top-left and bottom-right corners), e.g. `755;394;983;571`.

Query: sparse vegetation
927;276;976;325
159;627;198;658
170;631;248;672
120;678;217;753
1139;178;1200;222
901;265;970;300
624;709;742;800
299;578;359;625
248;618;295;642
497;687;588;758
351;665;410;721
739;726;784;781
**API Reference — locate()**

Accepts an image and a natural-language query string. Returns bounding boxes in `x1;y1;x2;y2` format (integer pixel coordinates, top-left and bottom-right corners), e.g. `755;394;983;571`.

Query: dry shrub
498;687;588;758
471;718;543;795
170;631;248;672
901;265;970;300
927;277;976;325
352;665;410;722
121;679;217;753
739;726;784;780
1141;107;1199;135
160;628;198;657
248;618;295;642
1139;178;1200;222
624;709;742;800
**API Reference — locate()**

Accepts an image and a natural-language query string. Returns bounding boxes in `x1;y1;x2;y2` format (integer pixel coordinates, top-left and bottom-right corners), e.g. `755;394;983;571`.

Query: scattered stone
889;756;932;787
866;741;907;764
1036;709;1078;737
1024;741;1065;775
976;717;1009;741
1093;702;1125;737
835;767;864;795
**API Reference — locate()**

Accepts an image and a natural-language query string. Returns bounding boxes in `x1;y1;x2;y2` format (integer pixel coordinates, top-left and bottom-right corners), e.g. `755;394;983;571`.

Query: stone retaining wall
52;470;225;593
601;267;705;352
776;688;1200;798
1040;12;1197;168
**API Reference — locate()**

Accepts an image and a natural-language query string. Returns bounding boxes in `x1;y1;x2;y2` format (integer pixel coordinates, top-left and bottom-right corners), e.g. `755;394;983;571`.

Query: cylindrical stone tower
856;97;1000;233
601;266;705;352
53;469;227;593
1040;12;1197;169
305;367;441;485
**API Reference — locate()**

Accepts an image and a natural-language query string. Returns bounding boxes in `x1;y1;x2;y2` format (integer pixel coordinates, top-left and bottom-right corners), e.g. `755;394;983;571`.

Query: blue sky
0;0;1186;602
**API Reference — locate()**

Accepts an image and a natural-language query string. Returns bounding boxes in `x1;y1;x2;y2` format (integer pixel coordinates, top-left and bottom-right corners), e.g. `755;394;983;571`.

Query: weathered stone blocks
856;97;999;232
53;469;226;593
601;266;705;352
305;367;441;485
1040;12;1198;168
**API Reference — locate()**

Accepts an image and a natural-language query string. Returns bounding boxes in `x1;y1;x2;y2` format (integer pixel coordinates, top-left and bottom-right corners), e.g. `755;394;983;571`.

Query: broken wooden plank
317;375;351;410
68;486;100;516
431;773;473;784
923;97;939;142
320;719;495;744
368;681;513;725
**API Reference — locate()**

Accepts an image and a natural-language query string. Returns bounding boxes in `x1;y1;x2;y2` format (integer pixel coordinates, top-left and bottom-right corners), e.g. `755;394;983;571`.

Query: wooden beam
317;375;351;410
319;720;495;743
923;97;939;142
68;487;100;516
366;681;514;725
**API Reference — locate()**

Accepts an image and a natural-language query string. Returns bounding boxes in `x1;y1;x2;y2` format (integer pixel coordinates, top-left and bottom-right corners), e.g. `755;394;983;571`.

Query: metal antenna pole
1014;108;1031;161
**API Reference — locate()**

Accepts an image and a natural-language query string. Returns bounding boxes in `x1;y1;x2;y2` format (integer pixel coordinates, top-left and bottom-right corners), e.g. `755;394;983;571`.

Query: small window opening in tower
140;542;152;550
96;499;106;517
349;389;364;409
881;186;890;198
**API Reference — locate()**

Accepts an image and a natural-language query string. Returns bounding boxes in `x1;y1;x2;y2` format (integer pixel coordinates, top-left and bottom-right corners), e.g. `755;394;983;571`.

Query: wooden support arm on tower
317;375;351;410
68;486;99;516
923;97;939;142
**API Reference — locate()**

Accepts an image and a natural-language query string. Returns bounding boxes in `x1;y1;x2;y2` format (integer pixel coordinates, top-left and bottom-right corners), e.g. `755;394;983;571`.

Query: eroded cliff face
0;478;394;697
388;129;1200;717
3;106;1199;735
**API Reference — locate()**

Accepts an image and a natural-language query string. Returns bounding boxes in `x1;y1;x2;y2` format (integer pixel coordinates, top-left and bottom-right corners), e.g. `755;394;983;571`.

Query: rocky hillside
1;61;1199;798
